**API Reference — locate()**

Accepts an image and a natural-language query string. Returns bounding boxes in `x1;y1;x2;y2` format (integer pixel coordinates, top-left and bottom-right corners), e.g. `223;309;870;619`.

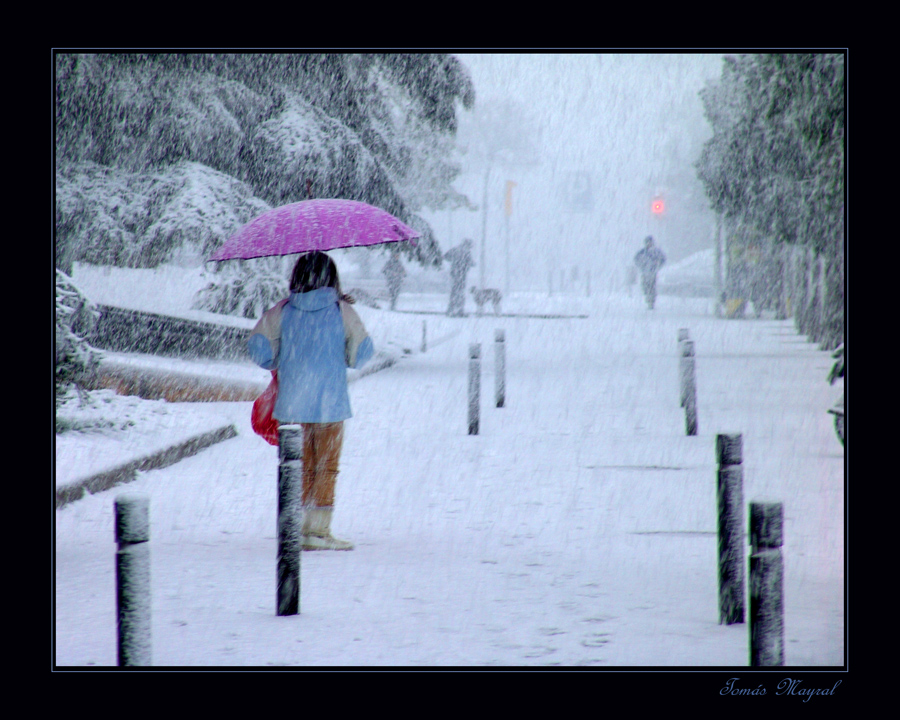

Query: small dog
470;286;502;316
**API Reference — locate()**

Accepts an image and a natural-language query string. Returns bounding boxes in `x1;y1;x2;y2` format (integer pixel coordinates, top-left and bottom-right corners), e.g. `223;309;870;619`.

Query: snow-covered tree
696;53;844;251
355;62;474;267
695;53;844;347
55;53;475;274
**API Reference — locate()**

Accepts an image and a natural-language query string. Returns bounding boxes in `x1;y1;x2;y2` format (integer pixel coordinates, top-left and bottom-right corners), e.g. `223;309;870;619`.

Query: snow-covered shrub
55;164;155;270
56;161;271;270
193;257;289;319
55;270;102;411
56;388;164;435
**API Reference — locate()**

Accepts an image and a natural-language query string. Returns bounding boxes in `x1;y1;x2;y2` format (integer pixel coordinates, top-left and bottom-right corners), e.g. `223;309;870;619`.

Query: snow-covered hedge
55;270;102;410
193;257;288;320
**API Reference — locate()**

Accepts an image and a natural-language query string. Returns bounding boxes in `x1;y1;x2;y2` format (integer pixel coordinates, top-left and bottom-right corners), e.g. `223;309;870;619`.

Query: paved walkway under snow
54;293;844;667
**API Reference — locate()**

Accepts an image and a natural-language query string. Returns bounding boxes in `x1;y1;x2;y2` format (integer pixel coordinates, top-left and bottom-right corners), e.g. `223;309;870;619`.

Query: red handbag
251;370;280;446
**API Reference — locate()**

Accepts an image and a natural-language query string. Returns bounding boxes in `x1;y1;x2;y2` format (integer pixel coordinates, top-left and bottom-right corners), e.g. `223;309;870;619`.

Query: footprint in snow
581;633;611;648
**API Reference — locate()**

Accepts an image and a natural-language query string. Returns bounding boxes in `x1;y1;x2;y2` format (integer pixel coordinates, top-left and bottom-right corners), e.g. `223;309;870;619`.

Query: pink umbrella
209;199;420;261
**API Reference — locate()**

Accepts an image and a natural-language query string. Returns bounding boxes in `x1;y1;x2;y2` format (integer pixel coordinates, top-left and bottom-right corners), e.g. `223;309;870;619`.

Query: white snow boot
301;507;354;551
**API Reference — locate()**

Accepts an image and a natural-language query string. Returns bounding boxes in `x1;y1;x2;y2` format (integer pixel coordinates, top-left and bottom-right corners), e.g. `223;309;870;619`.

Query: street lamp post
480;166;490;291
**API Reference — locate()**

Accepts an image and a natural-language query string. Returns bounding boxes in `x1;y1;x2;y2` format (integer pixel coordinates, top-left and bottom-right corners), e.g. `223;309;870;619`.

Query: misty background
428;53;724;294
56;52;845;405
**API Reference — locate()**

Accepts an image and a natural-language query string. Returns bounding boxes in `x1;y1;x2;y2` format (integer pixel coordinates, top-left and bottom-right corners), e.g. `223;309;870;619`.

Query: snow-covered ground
55;263;844;668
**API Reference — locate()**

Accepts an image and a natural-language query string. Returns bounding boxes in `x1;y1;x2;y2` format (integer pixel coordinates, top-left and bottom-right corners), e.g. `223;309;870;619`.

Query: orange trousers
300;422;345;507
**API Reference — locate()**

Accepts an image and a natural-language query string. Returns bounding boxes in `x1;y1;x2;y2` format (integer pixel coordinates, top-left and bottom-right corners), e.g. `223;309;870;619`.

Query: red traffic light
651;197;665;214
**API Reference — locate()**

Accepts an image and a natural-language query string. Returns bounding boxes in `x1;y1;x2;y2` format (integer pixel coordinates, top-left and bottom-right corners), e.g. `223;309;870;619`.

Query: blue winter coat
248;287;375;423
634;246;666;277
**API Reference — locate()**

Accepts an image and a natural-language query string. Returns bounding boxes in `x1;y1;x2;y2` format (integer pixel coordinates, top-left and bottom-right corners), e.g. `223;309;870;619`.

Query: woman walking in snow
248;251;374;550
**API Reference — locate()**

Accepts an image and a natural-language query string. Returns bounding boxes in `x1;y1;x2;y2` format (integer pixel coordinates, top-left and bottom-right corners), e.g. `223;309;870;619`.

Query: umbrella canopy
209;199;420;261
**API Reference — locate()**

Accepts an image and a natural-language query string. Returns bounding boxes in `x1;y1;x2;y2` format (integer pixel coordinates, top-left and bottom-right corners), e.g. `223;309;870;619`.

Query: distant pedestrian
634;235;666;309
248;251;375;551
444;239;475;317
381;251;406;311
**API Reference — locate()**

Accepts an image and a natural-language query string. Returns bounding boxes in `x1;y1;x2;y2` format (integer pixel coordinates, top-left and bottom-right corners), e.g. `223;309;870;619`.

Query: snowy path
54;294;844;667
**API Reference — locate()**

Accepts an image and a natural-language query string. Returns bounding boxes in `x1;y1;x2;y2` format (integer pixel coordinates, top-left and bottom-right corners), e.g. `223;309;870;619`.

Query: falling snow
54;53;845;670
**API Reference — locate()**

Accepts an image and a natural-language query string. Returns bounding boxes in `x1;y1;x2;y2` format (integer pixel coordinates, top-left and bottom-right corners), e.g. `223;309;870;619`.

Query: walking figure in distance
444;239;475;317
381;250;406;311
634;235;666;309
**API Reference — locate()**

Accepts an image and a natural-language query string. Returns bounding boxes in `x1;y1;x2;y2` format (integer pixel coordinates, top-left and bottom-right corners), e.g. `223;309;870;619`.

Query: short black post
682;340;698;435
749;501;785;666
716;434;745;624
115;494;151;666
277;424;303;616
468;343;481;435
677;329;690;407
421;320;427;353
495;329;506;408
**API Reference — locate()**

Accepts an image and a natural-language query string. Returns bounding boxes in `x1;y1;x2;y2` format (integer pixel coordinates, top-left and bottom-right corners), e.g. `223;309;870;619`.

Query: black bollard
749;501;785;666
277;424;303;616
677;329;690;407
468;344;481;435
716;434;745;624
495;329;506;408
115;494;151;666
682;340;698;435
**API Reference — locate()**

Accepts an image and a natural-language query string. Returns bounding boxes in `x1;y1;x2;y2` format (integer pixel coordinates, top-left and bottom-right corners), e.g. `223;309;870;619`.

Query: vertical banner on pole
504;181;516;296
504;180;516;218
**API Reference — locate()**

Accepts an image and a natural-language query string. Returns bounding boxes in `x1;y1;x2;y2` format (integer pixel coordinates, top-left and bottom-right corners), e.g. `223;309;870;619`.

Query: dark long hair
289;251;354;303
